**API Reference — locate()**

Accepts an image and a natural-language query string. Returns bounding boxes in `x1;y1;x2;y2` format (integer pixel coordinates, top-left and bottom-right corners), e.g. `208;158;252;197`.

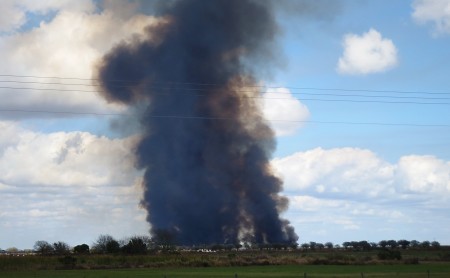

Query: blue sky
274;1;450;159
0;0;449;250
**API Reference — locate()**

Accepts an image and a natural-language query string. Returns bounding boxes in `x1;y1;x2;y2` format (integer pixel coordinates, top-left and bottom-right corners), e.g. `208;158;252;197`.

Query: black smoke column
97;0;298;246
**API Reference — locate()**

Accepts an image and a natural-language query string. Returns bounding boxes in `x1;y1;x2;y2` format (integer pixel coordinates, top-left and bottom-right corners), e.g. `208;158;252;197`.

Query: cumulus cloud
412;0;450;36
273;147;395;197
337;29;398;75
0;1;26;33
275;147;450;243
0;127;138;187
0;121;148;248
261;87;310;136
0;0;95;33
0;1;162;120
273;147;450;198
397;155;450;193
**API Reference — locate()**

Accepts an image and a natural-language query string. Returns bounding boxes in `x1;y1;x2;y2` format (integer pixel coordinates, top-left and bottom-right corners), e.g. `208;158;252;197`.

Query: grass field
2;264;450;278
2;249;450;277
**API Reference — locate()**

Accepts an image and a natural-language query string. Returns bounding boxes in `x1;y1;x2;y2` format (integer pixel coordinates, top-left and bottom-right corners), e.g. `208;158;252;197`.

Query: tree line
2;237;443;256
300;239;441;251
32;235;153;255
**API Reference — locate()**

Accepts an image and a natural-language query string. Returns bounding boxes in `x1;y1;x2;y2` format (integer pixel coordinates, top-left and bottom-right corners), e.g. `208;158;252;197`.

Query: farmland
2;248;450;277
2;264;450;278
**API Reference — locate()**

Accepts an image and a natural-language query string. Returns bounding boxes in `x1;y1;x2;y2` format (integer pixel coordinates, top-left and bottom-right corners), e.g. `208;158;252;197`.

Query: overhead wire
1;86;450;104
0;84;450;105
1;108;449;128
1;73;449;96
0;73;449;127
1;79;450;101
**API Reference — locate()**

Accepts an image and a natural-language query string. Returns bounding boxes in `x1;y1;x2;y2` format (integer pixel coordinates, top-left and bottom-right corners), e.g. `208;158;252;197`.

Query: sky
0;0;449;250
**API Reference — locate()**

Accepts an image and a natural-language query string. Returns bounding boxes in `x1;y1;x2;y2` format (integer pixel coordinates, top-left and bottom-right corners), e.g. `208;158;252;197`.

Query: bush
122;237;147;255
403;257;419;264
438;252;450;261
378;249;402;260
57;256;77;269
73;244;90;254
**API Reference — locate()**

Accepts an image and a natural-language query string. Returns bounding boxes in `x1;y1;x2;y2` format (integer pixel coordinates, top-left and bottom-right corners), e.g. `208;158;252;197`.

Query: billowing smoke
97;0;298;246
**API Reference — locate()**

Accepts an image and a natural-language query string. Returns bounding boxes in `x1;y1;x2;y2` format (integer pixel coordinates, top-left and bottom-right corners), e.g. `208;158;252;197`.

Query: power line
1;108;449;128
297;98;450;105
1;73;449;96
0;74;97;81
0;86;99;93
0;108;120;116
0;86;450;105
1;80;450;101
0;80;99;87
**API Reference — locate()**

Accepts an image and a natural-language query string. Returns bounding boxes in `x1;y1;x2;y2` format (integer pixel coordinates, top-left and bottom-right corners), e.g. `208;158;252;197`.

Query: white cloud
0;121;149;249
397;155;450;193
261;87;310;136
0;0;95;33
412;0;450;36
0;121;141;189
275;147;450;244
289;195;344;211
0;1;26;33
273;147;395;196
333;218;360;230
337;29;398;75
0;129;138;188
273;147;450;198
0;1;163;120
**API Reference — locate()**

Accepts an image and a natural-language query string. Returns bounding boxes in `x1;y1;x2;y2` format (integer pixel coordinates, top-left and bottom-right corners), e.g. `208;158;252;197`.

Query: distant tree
386;240;398;249
350;241;359;250
152;229;176;251
370;242;378;249
300;243;310;250
420;241;431;249
122;236;148;255
106;239;120;253
358;241;372;251
410;240;420;248
73;244;90;254
6;247;19;253
92;235;120;254
316;243;325;250
309;241;317;250
378;240;388;249
34;241;54;255
53;241;70;255
397;240;410;249
342;242;352;249
290;242;299;250
324;242;334;249
431;241;441;249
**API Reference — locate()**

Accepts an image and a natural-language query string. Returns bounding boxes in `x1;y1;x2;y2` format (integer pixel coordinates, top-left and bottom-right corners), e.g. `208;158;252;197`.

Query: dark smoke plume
97;0;298;246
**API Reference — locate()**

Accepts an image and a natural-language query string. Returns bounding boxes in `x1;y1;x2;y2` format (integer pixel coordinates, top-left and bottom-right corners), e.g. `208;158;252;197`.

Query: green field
2;264;450;278
2;249;450;278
